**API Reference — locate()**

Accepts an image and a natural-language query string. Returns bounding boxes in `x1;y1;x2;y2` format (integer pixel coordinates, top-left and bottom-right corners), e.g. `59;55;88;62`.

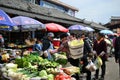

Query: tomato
55;73;71;80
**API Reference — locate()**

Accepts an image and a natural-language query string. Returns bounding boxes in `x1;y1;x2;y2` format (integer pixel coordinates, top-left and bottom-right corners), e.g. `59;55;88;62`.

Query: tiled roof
0;0;82;25
111;16;120;20
0;0;107;30
47;0;79;11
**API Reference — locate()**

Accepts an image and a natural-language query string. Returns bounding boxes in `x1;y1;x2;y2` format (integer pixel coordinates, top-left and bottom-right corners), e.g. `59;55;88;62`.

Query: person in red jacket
92;32;107;80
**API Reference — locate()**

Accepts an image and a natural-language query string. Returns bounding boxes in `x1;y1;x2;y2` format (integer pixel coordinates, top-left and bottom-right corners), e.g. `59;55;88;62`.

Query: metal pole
32;31;35;38
9;31;10;42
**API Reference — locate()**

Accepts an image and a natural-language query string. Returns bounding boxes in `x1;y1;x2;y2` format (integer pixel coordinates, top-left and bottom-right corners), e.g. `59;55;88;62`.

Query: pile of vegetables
14;53;60;79
15;53;43;68
62;66;80;75
0;52;80;80
53;52;67;65
55;73;71;80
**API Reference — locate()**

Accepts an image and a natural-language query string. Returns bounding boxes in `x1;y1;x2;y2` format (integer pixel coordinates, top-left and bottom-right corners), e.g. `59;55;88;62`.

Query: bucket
52;40;60;47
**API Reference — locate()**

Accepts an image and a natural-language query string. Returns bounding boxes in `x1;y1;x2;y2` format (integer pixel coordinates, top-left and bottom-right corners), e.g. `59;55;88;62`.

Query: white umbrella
85;26;95;32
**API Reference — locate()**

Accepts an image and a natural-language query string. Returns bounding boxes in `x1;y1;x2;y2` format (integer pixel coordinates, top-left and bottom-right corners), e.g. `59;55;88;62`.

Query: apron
46;42;54;60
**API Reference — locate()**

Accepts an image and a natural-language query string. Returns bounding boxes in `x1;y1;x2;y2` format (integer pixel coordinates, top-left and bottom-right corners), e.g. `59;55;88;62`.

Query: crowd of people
32;32;119;80
0;31;120;80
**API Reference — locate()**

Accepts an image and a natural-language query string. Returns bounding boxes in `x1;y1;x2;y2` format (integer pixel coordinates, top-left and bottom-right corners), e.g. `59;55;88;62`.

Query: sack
68;39;84;59
94;56;103;69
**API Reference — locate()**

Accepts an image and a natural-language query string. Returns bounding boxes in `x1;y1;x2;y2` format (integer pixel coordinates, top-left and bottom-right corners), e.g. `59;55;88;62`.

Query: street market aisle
105;57;119;80
80;57;119;80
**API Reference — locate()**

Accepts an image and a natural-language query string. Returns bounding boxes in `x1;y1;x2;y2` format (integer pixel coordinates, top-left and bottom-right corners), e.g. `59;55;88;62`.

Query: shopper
80;33;93;80
58;33;83;80
93;32;107;80
114;34;120;77
51;32;82;80
81;33;93;55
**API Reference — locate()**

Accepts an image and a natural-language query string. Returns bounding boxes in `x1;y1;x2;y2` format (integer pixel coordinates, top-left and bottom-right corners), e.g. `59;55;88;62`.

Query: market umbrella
68;24;86;31
0;9;17;31
85;26;95;32
100;30;114;35
45;23;68;32
12;16;45;31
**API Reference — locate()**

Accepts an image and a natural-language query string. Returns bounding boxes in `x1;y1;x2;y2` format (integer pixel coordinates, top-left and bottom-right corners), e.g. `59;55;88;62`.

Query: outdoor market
0;1;119;79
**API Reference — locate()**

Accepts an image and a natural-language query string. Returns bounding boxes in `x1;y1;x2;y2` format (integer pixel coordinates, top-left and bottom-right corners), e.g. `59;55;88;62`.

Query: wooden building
105;16;120;33
0;0;107;43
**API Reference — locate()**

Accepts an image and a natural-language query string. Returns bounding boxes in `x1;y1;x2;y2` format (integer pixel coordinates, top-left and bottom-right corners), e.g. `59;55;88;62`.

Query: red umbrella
45;23;68;32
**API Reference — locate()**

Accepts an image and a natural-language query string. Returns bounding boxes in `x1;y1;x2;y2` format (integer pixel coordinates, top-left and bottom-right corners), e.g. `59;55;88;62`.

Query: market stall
0;50;80;80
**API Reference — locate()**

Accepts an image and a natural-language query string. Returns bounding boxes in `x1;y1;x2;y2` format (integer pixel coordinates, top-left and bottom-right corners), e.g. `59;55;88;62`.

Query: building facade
0;0;107;30
24;0;78;16
105;16;120;33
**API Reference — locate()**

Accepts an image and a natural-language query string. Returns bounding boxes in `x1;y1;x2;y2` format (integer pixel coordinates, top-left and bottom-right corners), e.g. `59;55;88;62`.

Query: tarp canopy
0;9;16;31
12;16;45;31
45;23;68;32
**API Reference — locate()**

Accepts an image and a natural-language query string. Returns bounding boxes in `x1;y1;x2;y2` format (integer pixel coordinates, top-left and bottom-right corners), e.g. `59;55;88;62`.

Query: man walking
114;34;120;77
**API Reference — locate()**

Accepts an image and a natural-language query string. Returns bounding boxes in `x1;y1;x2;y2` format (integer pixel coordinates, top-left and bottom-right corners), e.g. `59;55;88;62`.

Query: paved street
104;57;119;80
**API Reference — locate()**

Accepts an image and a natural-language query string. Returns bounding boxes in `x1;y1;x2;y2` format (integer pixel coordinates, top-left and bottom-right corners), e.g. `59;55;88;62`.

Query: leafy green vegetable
23;61;32;67
53;53;67;65
47;74;54;80
39;70;47;77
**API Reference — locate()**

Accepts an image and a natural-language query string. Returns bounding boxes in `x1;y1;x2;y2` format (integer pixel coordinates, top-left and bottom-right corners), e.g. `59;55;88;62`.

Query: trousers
95;59;106;79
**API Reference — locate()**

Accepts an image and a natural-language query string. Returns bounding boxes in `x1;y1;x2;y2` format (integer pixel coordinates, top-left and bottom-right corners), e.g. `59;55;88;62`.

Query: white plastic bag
86;61;97;72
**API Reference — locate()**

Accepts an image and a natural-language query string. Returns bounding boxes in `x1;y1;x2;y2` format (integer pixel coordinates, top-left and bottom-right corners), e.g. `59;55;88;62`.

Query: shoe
92;78;99;80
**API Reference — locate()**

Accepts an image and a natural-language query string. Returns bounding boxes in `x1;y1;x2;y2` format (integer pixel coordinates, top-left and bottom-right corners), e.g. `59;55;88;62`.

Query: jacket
114;36;120;60
83;37;92;55
93;39;107;61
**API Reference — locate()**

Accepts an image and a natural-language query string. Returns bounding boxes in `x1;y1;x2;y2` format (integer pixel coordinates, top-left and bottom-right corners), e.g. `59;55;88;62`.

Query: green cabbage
47;74;54;80
39;70;47;77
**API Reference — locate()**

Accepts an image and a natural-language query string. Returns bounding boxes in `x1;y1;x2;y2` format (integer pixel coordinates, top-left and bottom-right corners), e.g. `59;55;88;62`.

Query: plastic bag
94;56;103;69
86;61;97;72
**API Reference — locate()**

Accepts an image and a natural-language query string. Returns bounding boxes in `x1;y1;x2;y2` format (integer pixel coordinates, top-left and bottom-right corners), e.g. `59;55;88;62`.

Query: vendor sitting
33;39;42;51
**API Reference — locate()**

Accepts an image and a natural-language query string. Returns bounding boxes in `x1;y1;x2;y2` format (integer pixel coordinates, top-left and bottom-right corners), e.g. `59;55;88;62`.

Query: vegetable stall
0;51;80;80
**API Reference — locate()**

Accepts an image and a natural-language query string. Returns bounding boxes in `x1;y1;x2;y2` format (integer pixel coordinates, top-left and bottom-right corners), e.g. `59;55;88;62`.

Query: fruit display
8;43;29;49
